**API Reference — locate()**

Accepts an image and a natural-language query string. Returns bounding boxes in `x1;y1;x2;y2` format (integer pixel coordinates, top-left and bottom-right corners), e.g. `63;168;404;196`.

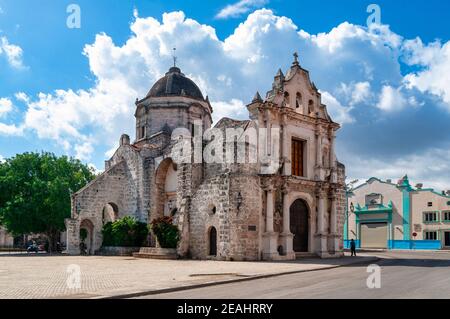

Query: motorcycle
27;244;39;254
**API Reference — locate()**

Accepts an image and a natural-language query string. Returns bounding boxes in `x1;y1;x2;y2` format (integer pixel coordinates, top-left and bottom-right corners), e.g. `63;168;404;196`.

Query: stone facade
66;54;346;260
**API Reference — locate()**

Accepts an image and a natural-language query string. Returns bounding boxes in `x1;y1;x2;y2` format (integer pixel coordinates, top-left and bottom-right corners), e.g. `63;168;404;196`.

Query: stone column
281;114;290;176
316;190;328;257
315;130;324;181
316;131;322;167
65;218;80;255
329;129;337;183
262;187;279;260
329;193;342;256
280;188;295;259
266;188;274;233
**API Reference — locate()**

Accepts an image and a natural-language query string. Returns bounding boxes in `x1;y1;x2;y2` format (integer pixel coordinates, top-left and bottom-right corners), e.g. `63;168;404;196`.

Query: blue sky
1;0;450;190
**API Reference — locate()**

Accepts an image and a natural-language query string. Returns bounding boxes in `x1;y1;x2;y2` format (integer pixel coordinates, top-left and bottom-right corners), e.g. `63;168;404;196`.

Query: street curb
98;256;380;299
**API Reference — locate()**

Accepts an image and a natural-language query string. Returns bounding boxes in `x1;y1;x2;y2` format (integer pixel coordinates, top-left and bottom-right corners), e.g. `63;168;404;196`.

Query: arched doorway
154;158;178;218
208;227;217;256
290;199;309;252
80;219;94;255
102;203;119;224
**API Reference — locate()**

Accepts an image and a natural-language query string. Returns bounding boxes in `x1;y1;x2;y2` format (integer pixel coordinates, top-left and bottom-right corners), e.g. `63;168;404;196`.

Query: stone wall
189;173;231;260
66;158;139;255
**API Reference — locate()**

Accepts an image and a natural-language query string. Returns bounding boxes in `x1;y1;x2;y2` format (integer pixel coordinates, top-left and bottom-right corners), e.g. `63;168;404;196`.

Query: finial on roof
275;68;284;78
292;51;300;66
252;91;263;103
172;47;177;67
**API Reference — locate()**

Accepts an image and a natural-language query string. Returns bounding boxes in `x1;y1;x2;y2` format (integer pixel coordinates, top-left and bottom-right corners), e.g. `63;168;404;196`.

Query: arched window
296;92;302;109
284;92;290;107
308;100;314;114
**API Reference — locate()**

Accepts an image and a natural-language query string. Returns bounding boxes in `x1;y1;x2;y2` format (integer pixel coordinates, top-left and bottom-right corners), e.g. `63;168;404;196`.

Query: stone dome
146;66;204;100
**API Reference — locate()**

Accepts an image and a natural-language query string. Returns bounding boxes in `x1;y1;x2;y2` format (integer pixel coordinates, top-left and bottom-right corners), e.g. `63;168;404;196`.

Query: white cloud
320;91;354;125
403;38;450;108
216;0;268;19
337;81;372;106
0;37;25;69
15;92;29;103
211;99;248;123
4;7;449;193
0;154;4;163
376;85;407;112
0;97;22;136
75;141;94;161
0;98;13;117
344;147;450;192
0;123;23;136
88;163;103;175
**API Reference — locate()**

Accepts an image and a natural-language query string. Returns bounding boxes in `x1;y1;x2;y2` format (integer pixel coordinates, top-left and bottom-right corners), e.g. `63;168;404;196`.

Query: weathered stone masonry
66;55;346;260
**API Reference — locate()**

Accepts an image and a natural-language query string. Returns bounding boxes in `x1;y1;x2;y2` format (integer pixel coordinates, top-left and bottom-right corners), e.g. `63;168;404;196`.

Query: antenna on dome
172;47;177;67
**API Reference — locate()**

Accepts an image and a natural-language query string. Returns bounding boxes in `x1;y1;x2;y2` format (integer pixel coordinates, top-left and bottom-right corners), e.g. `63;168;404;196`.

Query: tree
0;152;95;252
101;216;149;247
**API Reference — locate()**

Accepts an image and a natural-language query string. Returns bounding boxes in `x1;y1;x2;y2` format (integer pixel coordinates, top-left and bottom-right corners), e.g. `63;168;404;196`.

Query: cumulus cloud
211;99;248;123
5;9;450;189
345;147;450;193
0;36;25;69
216;0;268;19
320;92;354;125
75;141;95;161
0;97;22;136
376;85;407;112
0;98;13;117
403;38;450;108
0;123;22;136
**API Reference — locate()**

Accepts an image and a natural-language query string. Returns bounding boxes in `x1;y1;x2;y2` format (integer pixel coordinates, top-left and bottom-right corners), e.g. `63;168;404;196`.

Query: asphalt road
137;251;450;299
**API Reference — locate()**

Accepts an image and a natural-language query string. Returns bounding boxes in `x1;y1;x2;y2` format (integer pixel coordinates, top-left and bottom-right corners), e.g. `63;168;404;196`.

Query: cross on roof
293;52;299;63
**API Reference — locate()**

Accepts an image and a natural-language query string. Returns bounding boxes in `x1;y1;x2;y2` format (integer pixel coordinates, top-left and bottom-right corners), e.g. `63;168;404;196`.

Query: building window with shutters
425;231;437;240
442;211;450;223
291;138;305;177
423;211;438;223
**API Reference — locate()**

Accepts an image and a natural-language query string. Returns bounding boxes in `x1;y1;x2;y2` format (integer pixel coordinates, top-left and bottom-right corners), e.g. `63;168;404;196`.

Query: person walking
350;239;357;256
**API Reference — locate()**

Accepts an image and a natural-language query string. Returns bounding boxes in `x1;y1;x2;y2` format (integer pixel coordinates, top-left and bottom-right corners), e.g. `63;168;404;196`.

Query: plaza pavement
0;253;378;299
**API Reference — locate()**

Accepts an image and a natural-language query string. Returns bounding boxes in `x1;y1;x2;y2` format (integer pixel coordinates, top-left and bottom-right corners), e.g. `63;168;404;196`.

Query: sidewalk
0;253;378;299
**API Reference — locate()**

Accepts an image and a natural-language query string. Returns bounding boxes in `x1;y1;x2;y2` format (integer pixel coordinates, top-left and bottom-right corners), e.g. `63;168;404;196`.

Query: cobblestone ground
0;254;375;299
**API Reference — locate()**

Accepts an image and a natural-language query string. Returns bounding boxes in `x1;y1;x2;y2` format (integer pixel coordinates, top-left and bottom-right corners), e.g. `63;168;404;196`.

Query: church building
65;53;346;260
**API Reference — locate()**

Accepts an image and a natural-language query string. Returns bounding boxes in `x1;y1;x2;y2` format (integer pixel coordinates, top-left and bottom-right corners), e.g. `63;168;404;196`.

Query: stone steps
295;252;318;259
133;247;178;260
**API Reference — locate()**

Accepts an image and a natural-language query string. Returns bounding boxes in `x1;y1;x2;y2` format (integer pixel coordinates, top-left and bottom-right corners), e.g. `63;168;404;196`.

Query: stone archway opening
208;227;217;256
102;202;119;225
80;219;94;255
155;158;178;218
290;199;309;252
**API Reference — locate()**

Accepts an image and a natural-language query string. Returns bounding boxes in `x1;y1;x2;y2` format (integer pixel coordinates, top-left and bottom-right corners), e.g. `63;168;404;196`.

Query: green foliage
0;152;96;248
101;216;149;247
151;216;180;249
79;228;88;242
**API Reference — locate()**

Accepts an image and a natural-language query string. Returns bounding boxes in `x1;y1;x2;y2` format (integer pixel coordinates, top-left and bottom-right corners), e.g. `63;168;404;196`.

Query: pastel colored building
345;176;450;250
